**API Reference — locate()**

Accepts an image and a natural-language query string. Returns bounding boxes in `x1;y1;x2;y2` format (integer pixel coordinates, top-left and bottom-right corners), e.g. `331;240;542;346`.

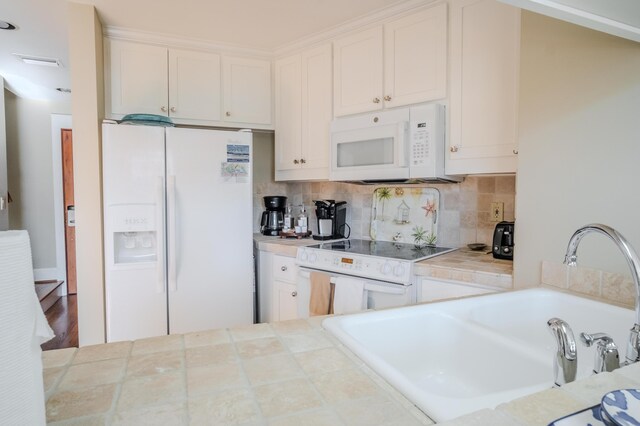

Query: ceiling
0;0;407;101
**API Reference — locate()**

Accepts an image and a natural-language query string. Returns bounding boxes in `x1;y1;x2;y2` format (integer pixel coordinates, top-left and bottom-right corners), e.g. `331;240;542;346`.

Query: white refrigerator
102;123;254;342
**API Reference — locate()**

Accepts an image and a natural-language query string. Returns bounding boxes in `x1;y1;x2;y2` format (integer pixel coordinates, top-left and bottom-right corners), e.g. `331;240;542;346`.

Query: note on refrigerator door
220;162;249;183
226;144;250;163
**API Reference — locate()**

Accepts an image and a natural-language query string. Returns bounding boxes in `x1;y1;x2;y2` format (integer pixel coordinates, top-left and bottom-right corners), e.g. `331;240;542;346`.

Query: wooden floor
41;295;79;351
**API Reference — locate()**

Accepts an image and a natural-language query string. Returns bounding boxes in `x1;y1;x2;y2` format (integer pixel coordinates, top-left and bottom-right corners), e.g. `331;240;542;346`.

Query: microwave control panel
410;120;431;166
408;104;445;177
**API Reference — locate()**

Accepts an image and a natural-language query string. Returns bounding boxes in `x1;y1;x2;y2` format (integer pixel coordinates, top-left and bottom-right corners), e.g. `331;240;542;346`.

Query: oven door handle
298;269;408;295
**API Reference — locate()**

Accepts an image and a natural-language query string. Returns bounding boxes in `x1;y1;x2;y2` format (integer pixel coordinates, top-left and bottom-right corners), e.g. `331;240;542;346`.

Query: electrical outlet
491;202;504;222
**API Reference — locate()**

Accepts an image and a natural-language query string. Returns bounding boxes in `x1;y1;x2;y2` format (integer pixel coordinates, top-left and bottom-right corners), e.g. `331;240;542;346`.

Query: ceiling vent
13;53;62;68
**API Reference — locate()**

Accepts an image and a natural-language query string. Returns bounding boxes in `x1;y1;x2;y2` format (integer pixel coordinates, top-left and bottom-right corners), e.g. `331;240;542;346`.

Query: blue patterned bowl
600;389;640;426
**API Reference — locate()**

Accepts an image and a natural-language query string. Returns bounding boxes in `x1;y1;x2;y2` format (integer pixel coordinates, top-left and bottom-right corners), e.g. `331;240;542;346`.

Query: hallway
41;295;78;351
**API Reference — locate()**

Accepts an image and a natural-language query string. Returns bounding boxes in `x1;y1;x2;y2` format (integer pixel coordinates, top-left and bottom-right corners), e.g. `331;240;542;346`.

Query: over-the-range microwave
330;104;462;183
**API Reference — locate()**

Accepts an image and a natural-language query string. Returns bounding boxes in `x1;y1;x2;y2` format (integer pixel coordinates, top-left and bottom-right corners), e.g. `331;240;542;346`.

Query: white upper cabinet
275;44;332;181
168;49;221;122
333;27;384;116
222;56;272;125
446;0;520;175
333;3;447;117
384;3;447;108
108;40;168;116
106;39;272;128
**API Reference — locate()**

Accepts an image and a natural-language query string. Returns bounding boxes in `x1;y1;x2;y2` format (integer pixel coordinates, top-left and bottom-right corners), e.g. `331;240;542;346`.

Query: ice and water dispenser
110;204;158;264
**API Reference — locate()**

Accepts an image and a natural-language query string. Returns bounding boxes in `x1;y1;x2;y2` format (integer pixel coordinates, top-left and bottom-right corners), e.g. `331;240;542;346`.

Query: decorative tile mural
370;187;440;246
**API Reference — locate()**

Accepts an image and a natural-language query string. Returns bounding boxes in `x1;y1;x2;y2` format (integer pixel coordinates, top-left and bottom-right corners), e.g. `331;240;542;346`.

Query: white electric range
296;239;457;312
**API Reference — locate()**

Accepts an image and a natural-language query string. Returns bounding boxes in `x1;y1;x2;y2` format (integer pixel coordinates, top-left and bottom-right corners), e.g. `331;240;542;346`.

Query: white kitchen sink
323;288;635;422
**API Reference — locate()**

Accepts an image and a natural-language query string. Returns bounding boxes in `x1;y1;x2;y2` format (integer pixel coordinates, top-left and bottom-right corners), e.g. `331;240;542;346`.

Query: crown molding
103;26;274;58
273;0;441;57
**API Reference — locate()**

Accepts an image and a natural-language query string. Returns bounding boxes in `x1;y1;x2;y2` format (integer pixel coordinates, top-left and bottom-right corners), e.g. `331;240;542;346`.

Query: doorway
61;128;76;294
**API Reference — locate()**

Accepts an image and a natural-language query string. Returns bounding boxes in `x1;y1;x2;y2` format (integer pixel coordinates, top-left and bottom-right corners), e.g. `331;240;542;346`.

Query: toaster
492;221;514;260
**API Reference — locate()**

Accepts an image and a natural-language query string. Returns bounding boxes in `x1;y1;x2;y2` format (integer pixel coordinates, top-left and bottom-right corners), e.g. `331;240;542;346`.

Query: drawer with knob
272;255;297;282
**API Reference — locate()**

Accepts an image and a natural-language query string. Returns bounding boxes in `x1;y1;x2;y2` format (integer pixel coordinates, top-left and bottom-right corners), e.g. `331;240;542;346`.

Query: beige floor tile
306;315;332;330
242;354;303;385
48;414;107;425
268;409;344;426
254;378;324;417
46;383;117;422
188;388;260;425
311;369;379;404
43;347;77;368
126;350;184;379
333;394;426;426
111;401;188;425
230;322;275;341
236;337;286;359
58;358;126;390
185;343;237;368
187;362;247;396
184;329;231;348
43;367;65;395
294;348;353;375
281;331;333;353
117;370;186;412
131;334;184;356
73;341;132;364
271;319;313;335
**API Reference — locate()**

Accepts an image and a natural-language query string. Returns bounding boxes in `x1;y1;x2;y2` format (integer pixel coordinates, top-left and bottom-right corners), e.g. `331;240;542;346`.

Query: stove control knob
309;252;318;263
393;264;406;277
333;257;340;265
299;250;308;262
381;262;392;275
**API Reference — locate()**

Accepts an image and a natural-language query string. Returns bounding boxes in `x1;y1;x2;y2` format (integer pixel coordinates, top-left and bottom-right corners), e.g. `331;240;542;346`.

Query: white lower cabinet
257;251;299;323
419;277;497;303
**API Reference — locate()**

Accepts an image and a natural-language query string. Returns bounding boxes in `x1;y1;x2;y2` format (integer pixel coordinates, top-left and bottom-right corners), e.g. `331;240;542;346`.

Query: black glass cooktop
310;239;456;262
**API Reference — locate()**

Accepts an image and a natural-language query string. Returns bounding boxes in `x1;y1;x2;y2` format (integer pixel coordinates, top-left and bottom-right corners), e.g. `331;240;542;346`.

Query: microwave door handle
396;122;408;167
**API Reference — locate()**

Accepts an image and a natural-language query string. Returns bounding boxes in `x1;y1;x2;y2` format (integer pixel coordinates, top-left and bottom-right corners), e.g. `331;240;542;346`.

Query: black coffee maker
313;200;348;240
260;196;287;236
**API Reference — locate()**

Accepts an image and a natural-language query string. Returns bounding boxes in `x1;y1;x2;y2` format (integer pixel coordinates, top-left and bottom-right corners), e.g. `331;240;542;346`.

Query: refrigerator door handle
167;175;178;292
156;176;165;293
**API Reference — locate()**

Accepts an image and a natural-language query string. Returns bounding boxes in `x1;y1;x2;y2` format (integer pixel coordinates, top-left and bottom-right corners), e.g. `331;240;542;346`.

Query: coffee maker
260;196;287;236
313;200;348;240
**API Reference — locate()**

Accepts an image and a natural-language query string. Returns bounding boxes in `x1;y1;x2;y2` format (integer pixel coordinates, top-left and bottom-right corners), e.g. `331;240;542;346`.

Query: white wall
68;3;106;345
0;79;7;231
514;12;640;287
4;90;71;273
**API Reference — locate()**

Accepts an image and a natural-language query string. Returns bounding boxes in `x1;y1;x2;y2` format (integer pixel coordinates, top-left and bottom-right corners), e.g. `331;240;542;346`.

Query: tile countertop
254;235;514;290
42;317;640;425
42;318;432;425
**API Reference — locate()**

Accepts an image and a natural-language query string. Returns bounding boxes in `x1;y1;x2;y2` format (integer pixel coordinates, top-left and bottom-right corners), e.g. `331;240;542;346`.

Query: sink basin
323;288;635;422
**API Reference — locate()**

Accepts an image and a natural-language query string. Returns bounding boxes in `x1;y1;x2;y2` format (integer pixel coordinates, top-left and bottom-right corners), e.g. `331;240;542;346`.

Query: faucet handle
580;331;620;373
547;318;578;386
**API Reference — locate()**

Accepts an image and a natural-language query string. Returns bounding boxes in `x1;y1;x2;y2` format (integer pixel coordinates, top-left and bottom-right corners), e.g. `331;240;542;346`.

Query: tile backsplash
253;176;515;248
541;260;635;308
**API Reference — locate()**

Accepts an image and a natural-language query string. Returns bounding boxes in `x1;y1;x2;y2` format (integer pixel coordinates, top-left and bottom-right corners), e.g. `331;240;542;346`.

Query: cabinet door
108;40;168;116
168;49;221;122
301;44;332;174
333;27;384;116
384;3;447;108
222;56;272;125
275;55;302;172
274;281;299;322
447;0;520;175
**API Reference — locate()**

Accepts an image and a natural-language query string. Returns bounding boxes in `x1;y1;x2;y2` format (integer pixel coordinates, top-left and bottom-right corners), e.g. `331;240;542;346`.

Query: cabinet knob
291;291;297;297
226;111;231;117
161;106;167;112
384;95;392;102
450;145;460;153
293;159;300;165
373;97;380;104
281;266;287;271
300;158;306;164
170;107;176;113
513;149;519;155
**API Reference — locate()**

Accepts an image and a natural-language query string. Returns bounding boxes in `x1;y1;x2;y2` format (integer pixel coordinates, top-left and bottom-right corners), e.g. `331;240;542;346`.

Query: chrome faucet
547;317;577;386
564;223;640;364
580;332;620;373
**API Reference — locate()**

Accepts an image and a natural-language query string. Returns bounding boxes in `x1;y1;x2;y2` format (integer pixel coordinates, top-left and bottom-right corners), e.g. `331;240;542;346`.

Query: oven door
297;268;415;318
